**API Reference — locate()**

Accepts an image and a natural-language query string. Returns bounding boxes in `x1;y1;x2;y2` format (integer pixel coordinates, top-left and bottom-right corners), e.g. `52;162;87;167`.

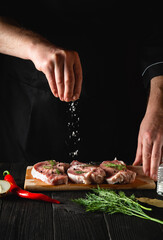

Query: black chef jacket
1;2;163;164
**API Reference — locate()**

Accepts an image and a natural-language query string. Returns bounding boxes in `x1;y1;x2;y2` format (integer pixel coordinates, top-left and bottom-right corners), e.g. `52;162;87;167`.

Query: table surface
0;161;163;240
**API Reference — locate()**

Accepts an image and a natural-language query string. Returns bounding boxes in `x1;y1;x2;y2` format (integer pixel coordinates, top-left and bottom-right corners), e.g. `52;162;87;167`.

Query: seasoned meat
100;160;136;184
56;162;70;173
67;161;106;184
31;160;69;185
31;159;136;185
70;160;86;166
100;160;126;176
105;169;136;184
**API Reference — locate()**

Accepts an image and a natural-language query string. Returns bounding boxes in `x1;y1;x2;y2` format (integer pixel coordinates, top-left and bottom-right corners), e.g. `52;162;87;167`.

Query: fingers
63;51;82;102
131;129;161;181
73;58;83;100
53;51;82;102
150;142;162;180
142;133;153;177
133;112;163;181
138;132;162;181
64;60;75;102
54;54;64;100
133;137;142;166
30;41;82;101
45;63;58;98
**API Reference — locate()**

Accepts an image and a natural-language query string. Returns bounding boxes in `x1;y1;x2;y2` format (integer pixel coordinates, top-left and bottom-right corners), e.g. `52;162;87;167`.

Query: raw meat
67;160;106;184
31;159;136;185
31;160;69;185
100;160;136;184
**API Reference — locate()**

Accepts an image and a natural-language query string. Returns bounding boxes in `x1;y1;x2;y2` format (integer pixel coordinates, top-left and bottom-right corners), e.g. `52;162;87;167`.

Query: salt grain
66;100;81;161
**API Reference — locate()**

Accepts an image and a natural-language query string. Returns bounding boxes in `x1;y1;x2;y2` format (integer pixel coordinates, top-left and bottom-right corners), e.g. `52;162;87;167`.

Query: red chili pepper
3;170;60;204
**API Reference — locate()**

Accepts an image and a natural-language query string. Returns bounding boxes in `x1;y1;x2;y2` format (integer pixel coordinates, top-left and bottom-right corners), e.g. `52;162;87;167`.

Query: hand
0;19;82;102
29;39;82;102
133;111;163;181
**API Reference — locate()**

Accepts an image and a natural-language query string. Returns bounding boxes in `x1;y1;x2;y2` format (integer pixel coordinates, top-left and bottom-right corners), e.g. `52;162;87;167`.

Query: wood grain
24;165;156;191
0;162;163;240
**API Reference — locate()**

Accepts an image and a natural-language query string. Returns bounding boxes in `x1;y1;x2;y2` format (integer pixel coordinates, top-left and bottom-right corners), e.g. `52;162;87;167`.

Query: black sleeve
140;4;163;88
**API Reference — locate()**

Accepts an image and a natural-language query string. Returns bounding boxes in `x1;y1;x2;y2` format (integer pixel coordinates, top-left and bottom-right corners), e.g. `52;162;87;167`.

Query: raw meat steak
31;160;69;185
67;160;106;184
100;160;136;184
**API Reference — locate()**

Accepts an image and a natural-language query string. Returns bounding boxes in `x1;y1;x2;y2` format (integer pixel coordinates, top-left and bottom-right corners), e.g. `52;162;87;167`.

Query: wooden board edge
24;166;32;190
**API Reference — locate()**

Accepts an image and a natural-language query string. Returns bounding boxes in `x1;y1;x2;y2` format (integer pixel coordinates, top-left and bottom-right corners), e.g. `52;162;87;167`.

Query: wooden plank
51;190;110;240
0;196;54;240
24;165;156;191
0;161;162;240
52;208;109;240
104;204;163;240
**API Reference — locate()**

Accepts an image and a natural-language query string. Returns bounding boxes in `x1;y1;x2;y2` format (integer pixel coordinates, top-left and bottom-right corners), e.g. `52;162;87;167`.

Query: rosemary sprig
43;165;52;169
104;163;126;170
56;169;60;174
72;187;163;225
44;160;57;169
48;160;56;166
75;171;85;174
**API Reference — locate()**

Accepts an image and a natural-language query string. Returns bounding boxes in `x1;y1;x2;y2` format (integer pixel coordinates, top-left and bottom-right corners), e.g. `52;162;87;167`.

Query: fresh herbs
56;169;60;175
43;160;60;174
43;160;57;169
75;171;85;174
48;160;57;166
72;187;163;225
43;165;52;169
104;163;126;170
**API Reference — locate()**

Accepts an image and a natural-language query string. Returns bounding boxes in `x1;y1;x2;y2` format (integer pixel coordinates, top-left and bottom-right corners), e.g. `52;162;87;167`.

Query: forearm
0;17;43;60
0;17;82;101
146;76;163;115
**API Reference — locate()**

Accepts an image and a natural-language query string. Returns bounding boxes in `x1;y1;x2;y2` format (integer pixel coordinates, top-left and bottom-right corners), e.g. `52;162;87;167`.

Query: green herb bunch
72;187;163;225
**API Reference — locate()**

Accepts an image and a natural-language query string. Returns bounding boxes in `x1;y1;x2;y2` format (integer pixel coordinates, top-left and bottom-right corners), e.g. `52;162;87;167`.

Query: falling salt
72;131;76;137
66;100;81;161
69;149;78;158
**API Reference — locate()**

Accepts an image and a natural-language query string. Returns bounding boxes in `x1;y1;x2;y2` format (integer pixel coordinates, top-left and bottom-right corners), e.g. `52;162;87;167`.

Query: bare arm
0;17;82;101
0;17;35;59
134;76;163;180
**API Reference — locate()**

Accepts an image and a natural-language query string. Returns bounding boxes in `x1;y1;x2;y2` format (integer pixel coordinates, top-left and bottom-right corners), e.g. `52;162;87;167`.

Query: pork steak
100;160;136;184
31;160;69;185
67;160;106;184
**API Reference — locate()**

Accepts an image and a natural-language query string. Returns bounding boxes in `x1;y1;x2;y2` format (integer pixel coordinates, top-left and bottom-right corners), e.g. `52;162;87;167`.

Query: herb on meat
48;160;56;166
75;171;85;174
56;169;60;174
104;163;126;170
43;161;56;169
72;187;163;225
43;165;52;169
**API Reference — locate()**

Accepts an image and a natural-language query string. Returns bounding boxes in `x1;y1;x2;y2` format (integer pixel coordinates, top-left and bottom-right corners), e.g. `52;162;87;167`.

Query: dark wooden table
0;161;163;240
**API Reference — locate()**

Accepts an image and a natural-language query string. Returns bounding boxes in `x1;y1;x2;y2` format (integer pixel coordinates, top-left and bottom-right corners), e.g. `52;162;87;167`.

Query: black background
0;1;153;164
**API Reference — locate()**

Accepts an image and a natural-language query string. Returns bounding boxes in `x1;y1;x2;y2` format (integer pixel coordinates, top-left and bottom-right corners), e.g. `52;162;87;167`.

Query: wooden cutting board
24;165;156;191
